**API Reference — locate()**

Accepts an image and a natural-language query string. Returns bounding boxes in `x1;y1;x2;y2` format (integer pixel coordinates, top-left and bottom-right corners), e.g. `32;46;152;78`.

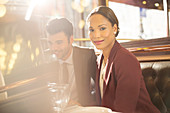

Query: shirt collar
64;50;73;65
59;49;73;65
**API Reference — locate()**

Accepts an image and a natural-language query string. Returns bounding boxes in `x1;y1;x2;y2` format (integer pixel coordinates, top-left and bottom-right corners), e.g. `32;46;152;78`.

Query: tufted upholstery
140;61;170;113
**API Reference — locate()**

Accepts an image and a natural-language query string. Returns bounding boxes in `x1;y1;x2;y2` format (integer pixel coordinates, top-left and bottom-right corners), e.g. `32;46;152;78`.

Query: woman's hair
87;6;119;37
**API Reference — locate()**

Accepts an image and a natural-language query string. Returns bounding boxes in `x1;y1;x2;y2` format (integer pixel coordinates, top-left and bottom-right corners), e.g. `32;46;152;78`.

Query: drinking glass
48;83;70;113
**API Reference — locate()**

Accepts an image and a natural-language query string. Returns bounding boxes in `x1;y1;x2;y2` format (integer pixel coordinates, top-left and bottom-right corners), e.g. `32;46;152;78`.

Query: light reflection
35;48;39;56
25;0;36;21
80;0;90;7
11;53;17;60
16;34;23;43
142;1;147;5
0;56;6;70
0;0;8;4
71;0;84;13
31;53;34;61
25;0;47;21
0;5;6;18
0;39;7;72
78;20;85;29
13;43;21;53
0;49;7;56
154;3;159;7
27;40;31;48
77;5;84;13
71;1;79;10
8;59;15;70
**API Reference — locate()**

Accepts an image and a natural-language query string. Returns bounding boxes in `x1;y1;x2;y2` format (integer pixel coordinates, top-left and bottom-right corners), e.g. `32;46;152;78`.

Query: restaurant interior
0;0;170;113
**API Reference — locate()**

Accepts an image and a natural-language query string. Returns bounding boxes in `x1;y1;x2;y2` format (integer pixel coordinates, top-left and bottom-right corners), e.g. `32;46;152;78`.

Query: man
45;18;97;106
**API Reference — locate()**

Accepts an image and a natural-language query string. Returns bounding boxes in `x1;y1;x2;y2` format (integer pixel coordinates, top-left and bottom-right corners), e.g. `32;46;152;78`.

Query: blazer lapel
97;54;113;99
102;40;120;96
103;60;113;94
96;54;103;104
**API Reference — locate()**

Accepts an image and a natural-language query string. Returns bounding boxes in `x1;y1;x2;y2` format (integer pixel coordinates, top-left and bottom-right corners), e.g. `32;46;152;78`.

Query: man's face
48;32;73;60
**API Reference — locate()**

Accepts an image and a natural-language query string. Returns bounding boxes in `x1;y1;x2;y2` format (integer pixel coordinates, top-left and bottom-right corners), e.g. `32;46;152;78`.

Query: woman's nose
93;30;100;38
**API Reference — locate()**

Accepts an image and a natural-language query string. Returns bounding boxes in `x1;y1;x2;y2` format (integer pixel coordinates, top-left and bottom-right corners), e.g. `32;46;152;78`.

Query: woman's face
87;14;117;51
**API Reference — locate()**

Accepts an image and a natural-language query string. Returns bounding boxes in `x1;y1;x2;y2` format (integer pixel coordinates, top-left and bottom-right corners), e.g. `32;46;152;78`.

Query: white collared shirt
99;60;107;98
58;51;78;102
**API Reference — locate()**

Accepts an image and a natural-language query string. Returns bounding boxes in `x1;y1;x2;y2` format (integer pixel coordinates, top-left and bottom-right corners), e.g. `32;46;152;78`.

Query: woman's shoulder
117;46;138;61
113;46;140;69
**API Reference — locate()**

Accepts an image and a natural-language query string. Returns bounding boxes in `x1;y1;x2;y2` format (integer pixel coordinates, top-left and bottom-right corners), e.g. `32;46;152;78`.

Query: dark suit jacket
95;41;160;113
72;46;97;106
44;45;97;106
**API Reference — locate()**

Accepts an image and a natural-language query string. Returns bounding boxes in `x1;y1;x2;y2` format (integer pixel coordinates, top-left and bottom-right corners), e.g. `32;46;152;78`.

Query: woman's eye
100;27;106;31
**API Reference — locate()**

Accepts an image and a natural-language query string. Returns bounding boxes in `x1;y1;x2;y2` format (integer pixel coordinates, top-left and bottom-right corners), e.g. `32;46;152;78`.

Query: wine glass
48;83;70;113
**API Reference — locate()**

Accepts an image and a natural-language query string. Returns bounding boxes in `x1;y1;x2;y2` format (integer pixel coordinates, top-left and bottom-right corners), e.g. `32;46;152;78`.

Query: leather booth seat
140;61;170;113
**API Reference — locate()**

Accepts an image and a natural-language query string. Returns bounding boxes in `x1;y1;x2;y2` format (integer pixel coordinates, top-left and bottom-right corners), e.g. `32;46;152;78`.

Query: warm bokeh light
143;47;149;50
25;0;35;21
0;0;8;4
25;0;47;20
13;43;21;53
36;0;47;7
142;1;147;5
0;5;6;18
78;20;85;29
80;0;90;7
0;46;7;72
31;53;34;61
154;3;159;7
11;53;18;60
71;1;79;10
0;56;6;70
137;48;143;50
0;49;7;56
27;40;31;48
71;1;84;13
16;34;23;43
8;59;15;70
77;5;84;13
35;48;39;56
7;58;15;74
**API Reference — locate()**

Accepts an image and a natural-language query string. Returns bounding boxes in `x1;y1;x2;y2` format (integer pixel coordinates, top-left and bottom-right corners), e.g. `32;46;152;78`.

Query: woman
86;6;160;113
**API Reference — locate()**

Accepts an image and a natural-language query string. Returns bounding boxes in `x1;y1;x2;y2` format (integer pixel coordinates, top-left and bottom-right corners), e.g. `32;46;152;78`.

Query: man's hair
46;18;73;39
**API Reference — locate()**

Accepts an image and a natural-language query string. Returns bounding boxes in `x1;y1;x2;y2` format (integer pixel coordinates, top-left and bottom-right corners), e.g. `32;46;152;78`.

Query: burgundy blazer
95;41;160;113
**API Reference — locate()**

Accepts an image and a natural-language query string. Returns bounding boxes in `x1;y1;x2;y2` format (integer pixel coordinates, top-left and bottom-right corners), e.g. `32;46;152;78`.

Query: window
109;1;169;42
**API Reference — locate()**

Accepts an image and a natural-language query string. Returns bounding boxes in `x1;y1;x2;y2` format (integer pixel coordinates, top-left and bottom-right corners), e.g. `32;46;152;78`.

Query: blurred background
0;0;169;84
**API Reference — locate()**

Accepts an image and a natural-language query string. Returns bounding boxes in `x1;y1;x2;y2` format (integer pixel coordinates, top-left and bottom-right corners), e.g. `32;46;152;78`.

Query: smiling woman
86;6;161;113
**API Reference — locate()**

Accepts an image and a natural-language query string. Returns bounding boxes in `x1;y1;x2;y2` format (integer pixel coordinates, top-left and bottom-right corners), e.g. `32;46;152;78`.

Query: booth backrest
140;61;170;113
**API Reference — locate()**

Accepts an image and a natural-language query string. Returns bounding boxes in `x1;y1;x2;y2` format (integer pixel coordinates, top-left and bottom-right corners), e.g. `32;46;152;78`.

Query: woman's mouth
93;40;104;45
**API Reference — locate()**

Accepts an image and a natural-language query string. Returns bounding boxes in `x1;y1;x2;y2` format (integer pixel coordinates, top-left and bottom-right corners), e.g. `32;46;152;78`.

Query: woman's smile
93;40;104;45
88;14;116;51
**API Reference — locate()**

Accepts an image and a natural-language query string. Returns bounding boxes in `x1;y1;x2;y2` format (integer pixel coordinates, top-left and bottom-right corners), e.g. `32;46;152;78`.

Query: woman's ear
113;24;118;35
